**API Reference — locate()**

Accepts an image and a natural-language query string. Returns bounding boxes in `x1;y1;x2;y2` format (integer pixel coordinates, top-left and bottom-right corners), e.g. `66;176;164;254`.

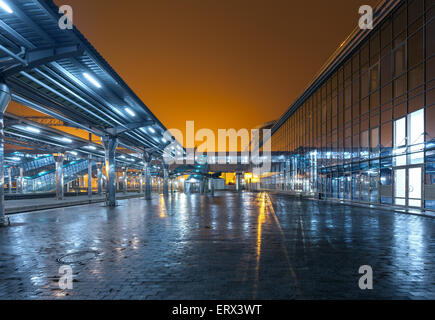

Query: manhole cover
57;250;98;264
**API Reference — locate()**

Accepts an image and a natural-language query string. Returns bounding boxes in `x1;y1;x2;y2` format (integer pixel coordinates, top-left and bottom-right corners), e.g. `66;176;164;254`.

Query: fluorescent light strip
0;1;13;14
83;72;102;88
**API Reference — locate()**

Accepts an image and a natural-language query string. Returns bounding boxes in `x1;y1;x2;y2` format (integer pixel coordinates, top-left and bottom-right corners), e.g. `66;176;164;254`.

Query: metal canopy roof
0;0;181;158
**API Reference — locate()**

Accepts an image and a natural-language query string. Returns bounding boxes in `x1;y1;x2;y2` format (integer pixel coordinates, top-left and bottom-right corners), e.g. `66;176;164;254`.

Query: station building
260;0;435;211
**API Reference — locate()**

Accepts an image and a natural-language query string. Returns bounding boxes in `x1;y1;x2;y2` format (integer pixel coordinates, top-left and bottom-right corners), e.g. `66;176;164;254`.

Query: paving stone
0;192;433;299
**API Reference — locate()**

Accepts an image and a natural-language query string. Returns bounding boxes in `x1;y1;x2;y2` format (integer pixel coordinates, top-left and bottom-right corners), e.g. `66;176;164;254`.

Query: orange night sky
53;0;379;142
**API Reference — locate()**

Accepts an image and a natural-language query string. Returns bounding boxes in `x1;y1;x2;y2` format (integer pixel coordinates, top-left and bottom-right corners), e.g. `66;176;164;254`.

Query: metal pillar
102;135;118;207
236;173;242;192
88;155;93;198
17;167;23;194
123;167;128;194
143;154;152;200
0;83;11;226
54;154;65;200
97;162;103;194
7;167;11;193
200;178;205;194
163;165;169;196
139;171;143;194
210;178;215;196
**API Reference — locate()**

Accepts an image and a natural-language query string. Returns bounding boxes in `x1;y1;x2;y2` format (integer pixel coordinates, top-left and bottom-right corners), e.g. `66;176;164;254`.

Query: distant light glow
162;138;167;143
11;157;21;161
26;126;41;134
83;72;102;88
0;1;13;14
84;145;97;150
148;127;156;134
68;151;78;156
124;107;135;117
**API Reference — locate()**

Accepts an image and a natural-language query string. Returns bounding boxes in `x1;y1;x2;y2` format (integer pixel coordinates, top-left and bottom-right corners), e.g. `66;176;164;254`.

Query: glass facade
261;0;435;210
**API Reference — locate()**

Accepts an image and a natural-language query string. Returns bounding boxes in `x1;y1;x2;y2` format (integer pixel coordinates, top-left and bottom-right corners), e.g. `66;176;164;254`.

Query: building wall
263;0;435;210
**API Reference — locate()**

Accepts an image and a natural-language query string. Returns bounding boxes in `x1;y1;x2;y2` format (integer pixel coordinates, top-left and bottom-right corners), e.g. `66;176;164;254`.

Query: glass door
393;166;423;208
408;166;422;208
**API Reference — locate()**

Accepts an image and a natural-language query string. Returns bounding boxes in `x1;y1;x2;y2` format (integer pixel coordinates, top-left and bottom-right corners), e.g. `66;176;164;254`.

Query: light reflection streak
253;192;267;299
159;194;167;219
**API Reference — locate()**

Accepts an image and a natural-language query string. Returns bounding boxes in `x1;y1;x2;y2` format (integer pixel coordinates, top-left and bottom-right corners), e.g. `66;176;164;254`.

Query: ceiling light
148;127;155;134
59;137;73;143
0;1;13;14
124;107;135;117
84;145;96;150
83;72;102;88
26;126;40;134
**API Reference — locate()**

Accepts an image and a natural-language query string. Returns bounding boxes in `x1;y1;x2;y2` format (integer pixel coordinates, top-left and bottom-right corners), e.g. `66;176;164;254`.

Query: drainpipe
0;83;11;226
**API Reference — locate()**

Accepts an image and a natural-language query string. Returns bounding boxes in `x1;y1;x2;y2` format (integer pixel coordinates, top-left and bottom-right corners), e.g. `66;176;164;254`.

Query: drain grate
57;250;98;264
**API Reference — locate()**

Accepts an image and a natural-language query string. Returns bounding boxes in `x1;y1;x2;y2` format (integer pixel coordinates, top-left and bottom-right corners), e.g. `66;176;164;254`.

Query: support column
54;154;65;200
139;171;143;194
123;167;128;194
210;178;215;196
102;135;118;207
236;173;242;192
7;167;11;193
17;167;23;194
143;153;152;200
97;162;103;194
163;164;169;196
0;83;11;226
88;155;93;199
200;178;205;194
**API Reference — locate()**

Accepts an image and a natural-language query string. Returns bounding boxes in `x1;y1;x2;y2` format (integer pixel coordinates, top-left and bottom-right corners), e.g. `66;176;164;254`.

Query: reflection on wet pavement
0;191;434;299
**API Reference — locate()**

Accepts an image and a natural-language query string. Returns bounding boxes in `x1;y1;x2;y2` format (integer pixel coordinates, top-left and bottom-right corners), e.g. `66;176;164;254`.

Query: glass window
408;108;424;146
408;0;424;24
381;122;392;150
394;44;406;77
426;14;435;59
408;31;423;68
394;117;406;147
408;64;424;90
394;75;407;98
427;106;435;143
370;64;379;91
381;20;392;49
381;53;392;86
393;7;406;38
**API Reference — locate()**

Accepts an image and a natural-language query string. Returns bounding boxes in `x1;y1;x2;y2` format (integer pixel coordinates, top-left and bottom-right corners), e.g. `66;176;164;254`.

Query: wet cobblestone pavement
0;191;434;300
